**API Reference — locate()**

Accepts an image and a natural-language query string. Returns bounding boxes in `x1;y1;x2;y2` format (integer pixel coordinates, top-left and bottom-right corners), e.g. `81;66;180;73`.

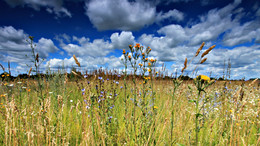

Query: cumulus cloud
56;31;135;58
4;0;71;17
110;31;135;49
0;26;59;66
85;0;156;31
46;56;123;70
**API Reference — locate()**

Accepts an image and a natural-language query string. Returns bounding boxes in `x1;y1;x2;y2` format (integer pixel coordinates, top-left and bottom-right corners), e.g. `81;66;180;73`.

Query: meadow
0;41;259;145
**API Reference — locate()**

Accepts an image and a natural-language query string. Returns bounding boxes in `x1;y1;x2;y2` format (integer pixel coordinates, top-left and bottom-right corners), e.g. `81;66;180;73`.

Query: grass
0;41;259;145
0;73;259;145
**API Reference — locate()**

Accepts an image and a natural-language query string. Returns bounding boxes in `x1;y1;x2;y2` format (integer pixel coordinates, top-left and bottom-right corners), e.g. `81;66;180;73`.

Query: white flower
70;100;73;103
17;82;22;84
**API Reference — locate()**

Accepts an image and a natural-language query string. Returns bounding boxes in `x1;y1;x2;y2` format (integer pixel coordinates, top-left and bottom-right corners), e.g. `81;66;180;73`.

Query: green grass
0;75;259;145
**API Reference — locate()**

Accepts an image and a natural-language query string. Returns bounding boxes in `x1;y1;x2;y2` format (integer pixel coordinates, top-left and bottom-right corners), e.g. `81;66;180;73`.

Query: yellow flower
153;106;158;109
6;74;9;77
229;110;233;112
1;75;4;77
156;71;158;74
197;75;210;81
148;69;151;72
236;123;239;126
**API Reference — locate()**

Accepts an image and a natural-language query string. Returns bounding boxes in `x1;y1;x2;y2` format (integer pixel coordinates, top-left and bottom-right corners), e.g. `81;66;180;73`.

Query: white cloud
0;26;59;66
85;0;156;30
110;31;135;49
4;0;71;17
58;31;135;58
156;9;184;23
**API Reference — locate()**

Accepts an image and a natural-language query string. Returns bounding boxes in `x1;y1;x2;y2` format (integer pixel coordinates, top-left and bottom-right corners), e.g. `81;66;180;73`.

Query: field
0;43;259;145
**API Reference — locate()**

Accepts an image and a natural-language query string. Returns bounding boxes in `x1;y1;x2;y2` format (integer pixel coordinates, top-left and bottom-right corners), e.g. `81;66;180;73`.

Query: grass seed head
73;55;81;67
201;45;216;58
200;58;207;64
196;42;205;57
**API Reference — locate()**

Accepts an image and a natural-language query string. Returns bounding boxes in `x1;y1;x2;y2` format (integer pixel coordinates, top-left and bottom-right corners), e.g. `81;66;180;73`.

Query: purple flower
101;91;104;94
98;77;102;80
87;81;90;84
110;93;112;96
84;75;88;78
114;93;118;97
120;86;123;89
82;88;85;92
116;81;119;84
118;75;121;78
107;78;109;81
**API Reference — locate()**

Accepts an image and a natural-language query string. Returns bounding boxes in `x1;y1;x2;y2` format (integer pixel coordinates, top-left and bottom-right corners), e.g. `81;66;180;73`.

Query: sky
0;0;259;80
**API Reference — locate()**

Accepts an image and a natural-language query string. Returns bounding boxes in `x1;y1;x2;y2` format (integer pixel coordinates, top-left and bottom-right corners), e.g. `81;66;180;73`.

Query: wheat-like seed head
200;58;207;64
201;45;216;58
181;58;188;73
36;53;39;63
28;67;32;77
73;55;81;67
196;42;205;57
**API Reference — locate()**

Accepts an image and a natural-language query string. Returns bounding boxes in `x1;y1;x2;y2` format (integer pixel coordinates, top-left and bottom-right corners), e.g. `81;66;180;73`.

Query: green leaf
188;99;196;103
177;143;185;146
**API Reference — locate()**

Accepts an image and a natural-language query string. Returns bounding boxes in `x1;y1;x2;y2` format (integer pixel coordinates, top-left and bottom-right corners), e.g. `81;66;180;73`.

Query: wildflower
120;86;123;89
129;45;132;48
148;62;151;66
8;84;14;87
150;59;155;63
197;75;210;81
135;43;140;48
123;49;126;54
17;82;22;84
84;75;88;78
49;92;53;94
139;63;142;66
6;74;9;77
70;100;73;103
1;75;4;77
145;58;148;61
148;69;151;73
4;83;8;86
142;52;145;56
98;77;102;80
153;106;158;109
27;89;31;92
82;88;85;92
116;81;119;85
107;78;109;81
236;123;239;126
156;71;158;74
128;55;131;59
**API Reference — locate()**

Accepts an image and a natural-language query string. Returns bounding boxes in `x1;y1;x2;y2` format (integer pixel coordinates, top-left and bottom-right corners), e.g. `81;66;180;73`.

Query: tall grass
0;41;259;145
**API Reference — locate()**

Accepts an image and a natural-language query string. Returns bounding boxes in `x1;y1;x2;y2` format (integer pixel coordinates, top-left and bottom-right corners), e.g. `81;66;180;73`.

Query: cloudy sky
0;0;259;79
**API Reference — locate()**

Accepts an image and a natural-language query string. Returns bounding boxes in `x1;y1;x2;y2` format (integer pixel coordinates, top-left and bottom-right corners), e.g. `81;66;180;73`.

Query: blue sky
0;0;259;79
